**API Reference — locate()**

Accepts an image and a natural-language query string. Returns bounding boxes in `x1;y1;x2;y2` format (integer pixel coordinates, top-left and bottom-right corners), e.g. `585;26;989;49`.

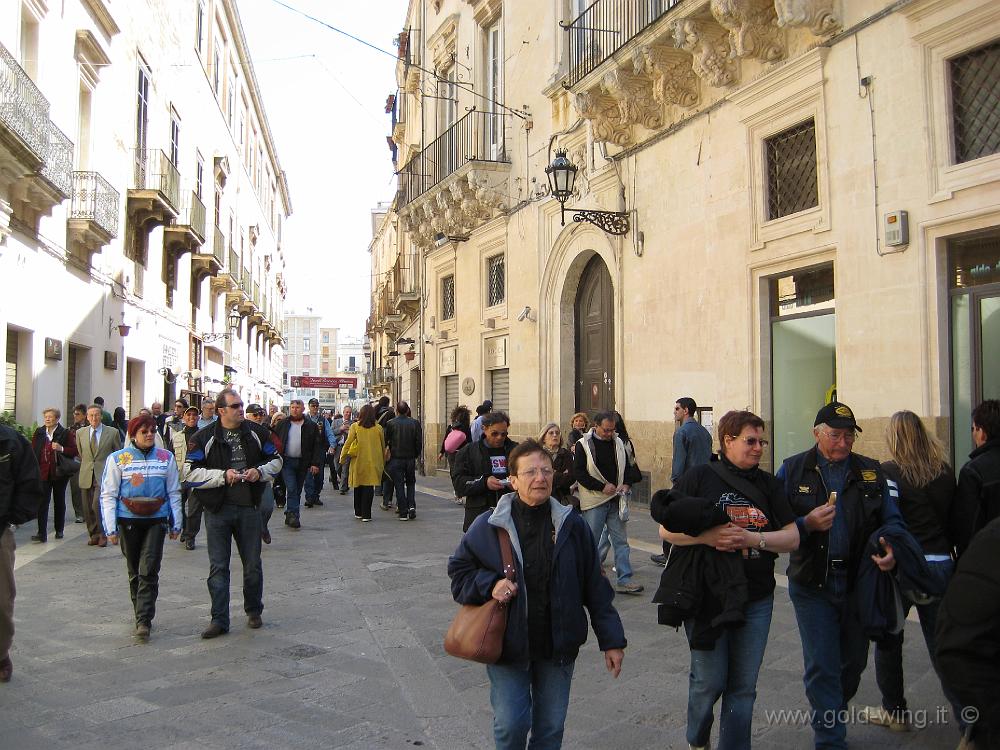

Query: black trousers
463;503;492;532
181;489;203;541
118;520;168;626
353;486;375;520
38;477;69;537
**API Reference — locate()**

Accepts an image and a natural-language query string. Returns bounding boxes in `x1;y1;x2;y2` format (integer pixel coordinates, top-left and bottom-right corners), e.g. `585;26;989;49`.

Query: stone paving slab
2;475;959;748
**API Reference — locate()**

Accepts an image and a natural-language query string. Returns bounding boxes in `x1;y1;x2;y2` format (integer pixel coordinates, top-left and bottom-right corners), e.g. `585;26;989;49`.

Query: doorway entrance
575;255;614;416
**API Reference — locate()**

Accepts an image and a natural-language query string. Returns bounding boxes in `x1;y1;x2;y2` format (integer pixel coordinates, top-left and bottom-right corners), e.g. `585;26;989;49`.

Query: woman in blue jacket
100;414;182;641
448;439;626;750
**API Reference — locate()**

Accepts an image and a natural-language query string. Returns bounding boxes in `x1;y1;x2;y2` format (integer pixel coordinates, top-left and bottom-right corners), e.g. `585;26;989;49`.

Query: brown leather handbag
444;527;516;664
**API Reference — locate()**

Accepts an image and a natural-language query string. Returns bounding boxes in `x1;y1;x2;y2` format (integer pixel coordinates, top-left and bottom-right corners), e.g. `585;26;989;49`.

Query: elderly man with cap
776;402;901;750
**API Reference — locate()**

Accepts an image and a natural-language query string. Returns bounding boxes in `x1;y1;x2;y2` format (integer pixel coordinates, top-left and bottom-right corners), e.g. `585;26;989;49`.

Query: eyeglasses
224;402;244;410
517;468;555;478
822;430;857;443
487;431;509;437
730;436;769;448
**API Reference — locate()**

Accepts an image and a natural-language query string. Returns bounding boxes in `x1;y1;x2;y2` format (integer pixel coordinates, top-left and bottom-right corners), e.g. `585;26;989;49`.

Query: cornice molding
80;0;120;38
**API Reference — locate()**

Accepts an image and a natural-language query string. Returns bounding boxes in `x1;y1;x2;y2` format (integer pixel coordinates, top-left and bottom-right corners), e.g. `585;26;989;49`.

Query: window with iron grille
487;255;505;307
765;120;818;220
950;40;1000;164
441;274;456;320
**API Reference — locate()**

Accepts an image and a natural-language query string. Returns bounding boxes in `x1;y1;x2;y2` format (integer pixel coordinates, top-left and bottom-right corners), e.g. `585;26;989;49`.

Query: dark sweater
881;461;954;555
511;497;554;660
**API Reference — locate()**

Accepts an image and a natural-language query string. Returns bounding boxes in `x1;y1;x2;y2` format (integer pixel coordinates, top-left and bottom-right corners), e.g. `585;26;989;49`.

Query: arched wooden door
575;256;614;415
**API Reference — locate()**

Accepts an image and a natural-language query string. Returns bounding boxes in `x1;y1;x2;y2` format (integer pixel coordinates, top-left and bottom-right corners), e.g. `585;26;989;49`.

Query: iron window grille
765;120;819;221
487;255;505;307
441;275;456;320
950;39;1000;164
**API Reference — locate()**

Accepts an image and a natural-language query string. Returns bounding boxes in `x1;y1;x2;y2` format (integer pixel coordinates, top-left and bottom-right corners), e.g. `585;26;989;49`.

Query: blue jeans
684;595;774;749
789;579;871;749
486;659;576;750
874;559;966;730
304;464;324;501
387;458;416;516
204;504;263;630
581;498;633;585
281;457;303;515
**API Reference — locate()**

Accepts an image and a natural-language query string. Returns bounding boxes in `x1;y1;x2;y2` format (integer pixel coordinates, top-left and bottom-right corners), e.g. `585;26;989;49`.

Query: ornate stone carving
670;18;739;88
710;0;785;62
567;145;590;201
774;0;841;36
601;68;664;131
400;167;508;249
635;44;700;109
575;88;632;147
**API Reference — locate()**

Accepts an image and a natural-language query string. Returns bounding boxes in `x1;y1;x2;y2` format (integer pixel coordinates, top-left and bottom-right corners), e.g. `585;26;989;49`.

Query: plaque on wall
44;337;63;361
440;346;457;375
484;336;507;369
462;377;475;396
104;351;118;370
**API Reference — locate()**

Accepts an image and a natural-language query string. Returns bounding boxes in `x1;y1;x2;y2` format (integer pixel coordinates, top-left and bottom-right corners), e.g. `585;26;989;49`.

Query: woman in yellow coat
342;403;386;521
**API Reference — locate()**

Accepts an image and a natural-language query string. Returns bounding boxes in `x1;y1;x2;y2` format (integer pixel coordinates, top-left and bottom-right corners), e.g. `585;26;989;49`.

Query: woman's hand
604;648;624;678
51;441;64;452
491;579;518;603
700;523;745;551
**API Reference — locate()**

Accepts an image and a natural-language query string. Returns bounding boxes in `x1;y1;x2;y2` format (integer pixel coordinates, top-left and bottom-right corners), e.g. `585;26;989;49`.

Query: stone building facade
1;0;288;425
368;0;1000;486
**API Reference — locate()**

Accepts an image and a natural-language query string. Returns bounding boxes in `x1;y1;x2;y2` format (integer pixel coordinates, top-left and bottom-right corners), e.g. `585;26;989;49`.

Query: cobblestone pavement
2;474;958;749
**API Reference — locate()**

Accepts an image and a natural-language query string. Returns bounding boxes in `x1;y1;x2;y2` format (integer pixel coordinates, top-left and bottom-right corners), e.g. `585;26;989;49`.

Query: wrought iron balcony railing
392;253;419;299
211;224;225;265
565;0;686;86
132;148;180;209
0;42;49;159
241;269;251;295
178;190;207;240
70;171;120;238
397;109;507;207
228;247;239;277
40;122;73;197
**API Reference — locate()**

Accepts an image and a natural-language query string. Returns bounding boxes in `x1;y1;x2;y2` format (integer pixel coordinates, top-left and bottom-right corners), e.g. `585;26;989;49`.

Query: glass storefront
770;265;836;466
950;231;1000;466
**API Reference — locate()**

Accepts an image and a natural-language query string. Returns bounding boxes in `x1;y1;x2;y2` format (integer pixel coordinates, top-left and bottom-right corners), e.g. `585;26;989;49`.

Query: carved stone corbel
575;88;633;147
774;0;841;36
635;44;700;109
710;0;785;62
670;17;739;88
601;68;664;131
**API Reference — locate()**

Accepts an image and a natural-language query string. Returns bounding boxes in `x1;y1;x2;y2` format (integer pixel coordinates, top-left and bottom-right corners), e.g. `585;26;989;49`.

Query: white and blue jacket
99;443;183;535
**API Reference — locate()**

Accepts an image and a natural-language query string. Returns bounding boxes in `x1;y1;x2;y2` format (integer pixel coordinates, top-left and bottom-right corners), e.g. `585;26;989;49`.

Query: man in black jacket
776;402;899;748
452;411;517;531
935;515;1000;749
271;399;325;528
375;396;394;506
0;424;43;682
384;401;422;521
185;390;282;638
953;399;1000;557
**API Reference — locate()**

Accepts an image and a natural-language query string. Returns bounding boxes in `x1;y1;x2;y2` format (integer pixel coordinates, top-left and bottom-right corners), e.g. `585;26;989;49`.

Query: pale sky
237;0;409;335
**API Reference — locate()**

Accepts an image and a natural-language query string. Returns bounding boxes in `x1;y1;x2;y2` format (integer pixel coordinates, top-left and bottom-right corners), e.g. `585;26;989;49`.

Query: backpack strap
497;527;516;583
708;461;771;511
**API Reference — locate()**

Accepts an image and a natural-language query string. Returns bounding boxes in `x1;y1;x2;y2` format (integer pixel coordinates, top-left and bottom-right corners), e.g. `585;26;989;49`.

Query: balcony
205;227;234;287
391;252;420;318
559;0;841;148
67;170;119;259
396;109;510;251
371;366;396;388
164;189;206;258
127;147;179;227
0;43;48;169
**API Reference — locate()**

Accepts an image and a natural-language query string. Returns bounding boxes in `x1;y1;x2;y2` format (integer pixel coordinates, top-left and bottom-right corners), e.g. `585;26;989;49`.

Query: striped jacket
99;443;183;535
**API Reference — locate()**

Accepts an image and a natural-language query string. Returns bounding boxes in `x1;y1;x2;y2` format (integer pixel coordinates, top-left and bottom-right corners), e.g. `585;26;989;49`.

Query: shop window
765;119;818;221
950;39;1000;164
769;265;836;465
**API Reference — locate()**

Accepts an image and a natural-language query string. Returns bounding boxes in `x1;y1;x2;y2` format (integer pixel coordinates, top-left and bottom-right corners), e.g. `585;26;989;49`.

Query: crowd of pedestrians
3;390;998;750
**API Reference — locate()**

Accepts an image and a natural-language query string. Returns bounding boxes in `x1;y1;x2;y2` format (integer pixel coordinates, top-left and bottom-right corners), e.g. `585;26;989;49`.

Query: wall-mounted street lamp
545;149;630;236
201;307;242;342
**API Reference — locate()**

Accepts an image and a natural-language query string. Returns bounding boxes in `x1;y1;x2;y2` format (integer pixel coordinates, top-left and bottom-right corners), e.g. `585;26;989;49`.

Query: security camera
517;306;533;322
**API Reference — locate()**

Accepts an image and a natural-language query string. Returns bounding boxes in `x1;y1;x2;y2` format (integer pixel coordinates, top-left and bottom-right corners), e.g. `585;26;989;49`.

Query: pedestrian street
3;475;957;749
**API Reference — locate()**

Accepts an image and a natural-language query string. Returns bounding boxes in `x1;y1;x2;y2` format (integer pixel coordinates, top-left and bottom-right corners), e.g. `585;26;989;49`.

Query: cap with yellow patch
814;401;862;432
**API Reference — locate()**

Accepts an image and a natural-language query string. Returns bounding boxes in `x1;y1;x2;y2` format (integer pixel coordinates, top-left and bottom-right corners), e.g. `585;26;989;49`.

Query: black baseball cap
814;401;862;432
308;398;320;406
246;403;265;416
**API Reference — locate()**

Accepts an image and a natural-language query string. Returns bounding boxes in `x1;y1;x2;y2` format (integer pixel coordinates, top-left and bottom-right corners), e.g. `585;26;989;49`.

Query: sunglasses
224;402;244;410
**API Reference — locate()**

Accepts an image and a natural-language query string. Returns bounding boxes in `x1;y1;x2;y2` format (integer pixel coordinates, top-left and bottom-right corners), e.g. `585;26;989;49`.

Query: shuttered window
490;368;509;415
5;330;17;415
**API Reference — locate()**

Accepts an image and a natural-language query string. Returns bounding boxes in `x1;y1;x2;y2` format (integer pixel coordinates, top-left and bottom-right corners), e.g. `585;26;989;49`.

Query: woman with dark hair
449;439;626;748
112;406;129;443
538;422;576;508
652;410;799;750
341;403;386;522
100;414;182;640
31;407;78;542
439;405;472;467
861;410;964;735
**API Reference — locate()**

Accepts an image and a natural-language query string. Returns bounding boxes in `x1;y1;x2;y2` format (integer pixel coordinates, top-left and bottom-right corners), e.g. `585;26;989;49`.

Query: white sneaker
861;705;909;732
